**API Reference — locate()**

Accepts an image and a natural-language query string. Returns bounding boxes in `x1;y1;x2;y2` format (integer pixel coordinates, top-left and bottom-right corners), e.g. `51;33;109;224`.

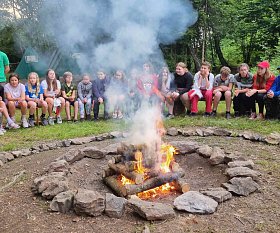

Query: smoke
39;0;197;73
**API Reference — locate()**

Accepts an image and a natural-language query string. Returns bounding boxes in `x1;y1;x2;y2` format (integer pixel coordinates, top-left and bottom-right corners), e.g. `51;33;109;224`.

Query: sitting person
108;70;127;119
188;61;214;116
41;69;65;125
233;63;254;117
92;70;110;120
25;72;48;126
211;66;235;119
244;61;275;120
264;66;280;119
4;73;29;128
61;72;78;122
0;86;19;134
77;74;92;121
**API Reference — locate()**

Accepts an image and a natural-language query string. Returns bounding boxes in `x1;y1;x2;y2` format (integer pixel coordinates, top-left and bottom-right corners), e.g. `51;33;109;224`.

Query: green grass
1;102;279;151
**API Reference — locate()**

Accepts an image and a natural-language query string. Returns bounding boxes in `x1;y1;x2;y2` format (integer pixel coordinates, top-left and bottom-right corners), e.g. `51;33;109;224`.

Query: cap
257;61;270;69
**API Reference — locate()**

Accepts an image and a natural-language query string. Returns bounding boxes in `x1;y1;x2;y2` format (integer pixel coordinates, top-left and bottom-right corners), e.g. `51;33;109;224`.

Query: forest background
0;0;280;74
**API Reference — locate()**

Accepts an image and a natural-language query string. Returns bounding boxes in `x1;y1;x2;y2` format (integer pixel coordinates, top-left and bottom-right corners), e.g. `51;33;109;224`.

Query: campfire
103;117;189;198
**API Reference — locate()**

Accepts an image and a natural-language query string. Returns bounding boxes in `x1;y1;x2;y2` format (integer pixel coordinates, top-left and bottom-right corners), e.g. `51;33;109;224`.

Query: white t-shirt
4;83;25;98
41;80;61;97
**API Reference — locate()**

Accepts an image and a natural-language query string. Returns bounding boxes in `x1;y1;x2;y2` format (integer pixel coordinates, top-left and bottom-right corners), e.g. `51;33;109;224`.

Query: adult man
0;50;10;84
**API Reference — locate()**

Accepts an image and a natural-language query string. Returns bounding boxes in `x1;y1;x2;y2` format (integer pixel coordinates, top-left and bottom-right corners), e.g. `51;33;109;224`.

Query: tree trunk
187;44;201;71
213;35;229;67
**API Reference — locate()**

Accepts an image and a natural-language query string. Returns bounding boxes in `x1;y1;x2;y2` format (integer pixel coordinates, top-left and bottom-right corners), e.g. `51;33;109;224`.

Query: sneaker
225;112;231;119
256;113;264;120
0;126;6;133
48;116;55;125
0;128;4;135
104;114;109;120
234;112;240;118
112;112;118;119
189;112;197;117
203;112;211;117
41;116;48;126
28;118;35;127
9;122;20;129
86;115;91;121
21;118;29;128
166;113;174;119
80;118;85;122
57;116;63;124
210;111;216;117
249;112;257;120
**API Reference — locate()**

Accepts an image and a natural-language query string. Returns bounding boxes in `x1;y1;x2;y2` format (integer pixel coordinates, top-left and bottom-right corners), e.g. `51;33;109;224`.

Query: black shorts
66;100;77;106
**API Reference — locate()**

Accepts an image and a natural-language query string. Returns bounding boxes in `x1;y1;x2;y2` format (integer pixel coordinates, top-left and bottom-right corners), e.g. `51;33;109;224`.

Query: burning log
125;171;184;195
108;163;144;184
174;178;190;193
103;175;127;197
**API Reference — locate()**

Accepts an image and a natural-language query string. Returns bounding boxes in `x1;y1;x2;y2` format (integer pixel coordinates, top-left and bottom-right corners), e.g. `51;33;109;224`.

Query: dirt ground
0;134;279;233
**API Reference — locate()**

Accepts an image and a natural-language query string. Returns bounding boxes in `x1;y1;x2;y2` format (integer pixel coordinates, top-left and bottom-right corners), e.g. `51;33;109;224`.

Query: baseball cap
257;61;270;69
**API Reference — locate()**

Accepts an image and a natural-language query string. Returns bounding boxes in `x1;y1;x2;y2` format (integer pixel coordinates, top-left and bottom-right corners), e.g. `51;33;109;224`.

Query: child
211;66;235;119
109;70;127;119
77;74;92;121
92;70;110;120
61;72;78;122
4;73;29;128
41;69;65;125
25;72;48;126
188;61;214;116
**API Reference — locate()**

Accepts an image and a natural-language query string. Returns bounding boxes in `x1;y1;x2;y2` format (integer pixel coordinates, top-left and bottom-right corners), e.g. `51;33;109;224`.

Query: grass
1;102;279;151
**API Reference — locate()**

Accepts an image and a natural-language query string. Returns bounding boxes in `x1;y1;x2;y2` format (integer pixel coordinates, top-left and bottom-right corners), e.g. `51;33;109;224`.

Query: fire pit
102;142;189;198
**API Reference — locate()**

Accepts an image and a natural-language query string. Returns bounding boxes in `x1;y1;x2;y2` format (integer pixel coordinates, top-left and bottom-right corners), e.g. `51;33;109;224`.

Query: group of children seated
0;60;280;135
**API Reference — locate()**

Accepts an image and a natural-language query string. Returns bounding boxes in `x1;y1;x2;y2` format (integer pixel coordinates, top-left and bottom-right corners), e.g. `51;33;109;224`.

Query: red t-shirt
252;74;275;91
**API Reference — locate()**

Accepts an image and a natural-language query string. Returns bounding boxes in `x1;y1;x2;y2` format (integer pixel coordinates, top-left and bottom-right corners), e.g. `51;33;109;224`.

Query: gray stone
224;153;246;163
103;143;122;155
48;160;69;173
56;141;64;148
105;193;127;218
74;189;105;217
128;199;175;221
47;143;58;150
1;152;15;161
222;177;260;196
101;133;111;139
64;150;85;164
196;145;213;158
11;150;22;158
50;190;75;213
228;160;254;169
79;146;105;159
209;147;225;165
196;128;204;136
21;149;32;157
264;132;280;145
173;191;218;214
95;136;104;141
242;132;262;141
212;128;231;136
167;127;179;136
110;131;123;138
62;140;71;147
169;140;199;155
202;128;215;136
31;145;40;151
39;144;50;151
181;129;197;136
41;178;69;200
226;167;261;181
200;187;232;203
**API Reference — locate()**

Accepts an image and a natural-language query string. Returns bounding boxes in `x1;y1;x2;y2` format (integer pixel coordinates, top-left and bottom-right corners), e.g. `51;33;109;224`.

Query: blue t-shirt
25;84;44;99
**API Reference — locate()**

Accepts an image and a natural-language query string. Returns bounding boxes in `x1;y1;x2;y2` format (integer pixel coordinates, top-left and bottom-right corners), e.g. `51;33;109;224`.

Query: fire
134;150;146;174
121;175;134;185
137;182;177;199
160;144;175;173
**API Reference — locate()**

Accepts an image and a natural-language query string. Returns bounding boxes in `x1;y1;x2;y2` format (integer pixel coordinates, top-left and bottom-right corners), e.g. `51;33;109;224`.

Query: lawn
1;102;279;151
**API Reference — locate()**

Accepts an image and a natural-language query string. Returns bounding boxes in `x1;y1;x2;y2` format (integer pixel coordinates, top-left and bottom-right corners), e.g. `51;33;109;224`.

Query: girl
92;70;110;120
77;74;92;121
61;72;78;122
109;70;127;119
0;100;20;135
188;61;214;116
41;69;65;125
4;73;29;128
25;72;48;126
245;61;275;120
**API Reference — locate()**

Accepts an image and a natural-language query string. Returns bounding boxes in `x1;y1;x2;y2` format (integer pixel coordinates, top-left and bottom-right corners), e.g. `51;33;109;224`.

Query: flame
134;150;146;174
121;175;134;185
137;182;177;199
160;144;175;173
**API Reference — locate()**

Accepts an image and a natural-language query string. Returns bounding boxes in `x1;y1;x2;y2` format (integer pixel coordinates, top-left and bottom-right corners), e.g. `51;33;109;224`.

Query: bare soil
0;134;279;233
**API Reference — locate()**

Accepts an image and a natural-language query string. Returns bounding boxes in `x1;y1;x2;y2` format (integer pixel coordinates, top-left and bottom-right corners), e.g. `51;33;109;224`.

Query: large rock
196;145;213;158
222;177;260;196
200;187;232;203
212;128;231;136
174;191;218;214
209;147;225;165
0;152;15;161
226;167;261;181
103;143;122;155
169;140;199;155
109;131;123;138
21;149;32;157
79;146;106;159
105;193;127;218
70;137;93;145
50;190;75;213
264;132;280;145
63;149;85;164
48;160;69;173
242;132;262;141
128;199;175;221
181;129;197;136
74;189;105;217
227;160;254;169
166;127;179;136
